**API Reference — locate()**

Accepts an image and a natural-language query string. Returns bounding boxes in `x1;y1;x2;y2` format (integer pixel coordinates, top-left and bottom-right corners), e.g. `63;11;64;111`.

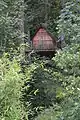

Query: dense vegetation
0;0;80;120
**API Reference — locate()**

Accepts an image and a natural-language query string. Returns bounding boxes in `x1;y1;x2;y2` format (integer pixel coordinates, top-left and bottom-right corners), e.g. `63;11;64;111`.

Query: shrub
57;1;80;44
0;53;26;120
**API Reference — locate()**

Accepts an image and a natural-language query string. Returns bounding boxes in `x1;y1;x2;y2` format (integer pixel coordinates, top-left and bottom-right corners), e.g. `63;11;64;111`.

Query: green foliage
0;1;80;120
35;44;80;120
53;44;80;120
0;0;25;53
25;0;61;36
35;106;62;120
57;1;80;44
27;1;80;119
0;54;26;120
21;58;61;120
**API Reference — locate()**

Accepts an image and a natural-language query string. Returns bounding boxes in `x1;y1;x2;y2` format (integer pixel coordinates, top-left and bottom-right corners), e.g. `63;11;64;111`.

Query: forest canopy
0;0;80;120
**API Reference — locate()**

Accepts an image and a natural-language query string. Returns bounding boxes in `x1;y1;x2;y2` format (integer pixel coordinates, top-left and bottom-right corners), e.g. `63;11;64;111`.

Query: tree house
26;26;58;57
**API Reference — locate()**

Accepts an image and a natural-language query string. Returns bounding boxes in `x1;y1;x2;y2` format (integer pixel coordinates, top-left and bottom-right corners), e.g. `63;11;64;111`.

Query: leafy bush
35;106;61;120
0;54;26;120
21;57;61;120
0;0;25;53
57;1;80;44
35;44;80;120
53;44;80;120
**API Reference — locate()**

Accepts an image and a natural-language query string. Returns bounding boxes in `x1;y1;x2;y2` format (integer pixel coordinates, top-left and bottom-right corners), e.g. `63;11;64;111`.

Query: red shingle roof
32;27;57;50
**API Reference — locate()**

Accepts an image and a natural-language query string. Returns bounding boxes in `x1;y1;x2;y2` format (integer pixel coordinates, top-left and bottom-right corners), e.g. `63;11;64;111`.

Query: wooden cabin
25;26;63;57
29;26;57;57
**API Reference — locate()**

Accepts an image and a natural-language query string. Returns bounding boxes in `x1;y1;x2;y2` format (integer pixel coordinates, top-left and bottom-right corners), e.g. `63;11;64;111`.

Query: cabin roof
32;26;57;44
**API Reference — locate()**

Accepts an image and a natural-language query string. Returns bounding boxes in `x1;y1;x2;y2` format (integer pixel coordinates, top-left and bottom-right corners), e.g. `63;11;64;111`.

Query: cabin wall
32;28;56;50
